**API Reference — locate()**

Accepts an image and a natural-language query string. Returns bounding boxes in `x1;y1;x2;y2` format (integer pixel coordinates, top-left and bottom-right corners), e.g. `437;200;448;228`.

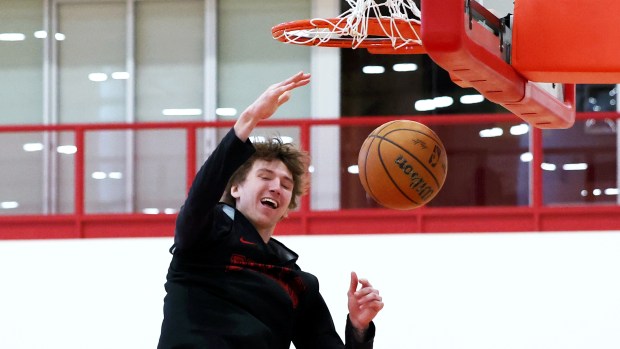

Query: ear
230;184;240;199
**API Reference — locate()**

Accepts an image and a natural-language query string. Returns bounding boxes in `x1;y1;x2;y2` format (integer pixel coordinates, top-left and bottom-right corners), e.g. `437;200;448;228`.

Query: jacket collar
219;203;299;265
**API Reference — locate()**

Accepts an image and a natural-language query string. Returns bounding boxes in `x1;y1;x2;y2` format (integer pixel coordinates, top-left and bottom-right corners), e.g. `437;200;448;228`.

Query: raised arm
174;72;310;250
234;71;310;141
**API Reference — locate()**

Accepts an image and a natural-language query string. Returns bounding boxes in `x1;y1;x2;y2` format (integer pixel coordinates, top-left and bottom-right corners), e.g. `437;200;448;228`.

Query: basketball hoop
271;0;423;53
272;0;578;129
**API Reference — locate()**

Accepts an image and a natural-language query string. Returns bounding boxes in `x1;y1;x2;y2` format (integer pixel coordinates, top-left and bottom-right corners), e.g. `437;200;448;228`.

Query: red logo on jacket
226;254;306;308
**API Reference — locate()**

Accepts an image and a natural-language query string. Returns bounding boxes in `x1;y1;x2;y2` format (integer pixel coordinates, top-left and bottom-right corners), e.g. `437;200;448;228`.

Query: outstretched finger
272;71;309;90
273;77;310;98
349;271;359;294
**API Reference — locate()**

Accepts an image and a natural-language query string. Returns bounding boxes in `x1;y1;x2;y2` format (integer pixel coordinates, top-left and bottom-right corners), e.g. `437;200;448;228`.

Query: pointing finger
349;271;359;294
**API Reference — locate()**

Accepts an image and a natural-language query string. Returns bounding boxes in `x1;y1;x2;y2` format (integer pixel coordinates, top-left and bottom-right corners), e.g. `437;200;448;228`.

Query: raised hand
347;271;384;333
234;71;311;141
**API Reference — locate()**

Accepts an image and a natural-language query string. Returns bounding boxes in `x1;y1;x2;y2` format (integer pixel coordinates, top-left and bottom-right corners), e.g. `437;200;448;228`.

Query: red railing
1;112;620;240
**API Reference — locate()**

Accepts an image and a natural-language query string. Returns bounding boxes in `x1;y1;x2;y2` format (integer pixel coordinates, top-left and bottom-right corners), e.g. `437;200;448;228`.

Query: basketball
358;120;448;210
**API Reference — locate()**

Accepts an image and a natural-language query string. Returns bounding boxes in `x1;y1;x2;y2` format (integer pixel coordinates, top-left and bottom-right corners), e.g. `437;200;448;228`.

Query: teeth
261;198;278;209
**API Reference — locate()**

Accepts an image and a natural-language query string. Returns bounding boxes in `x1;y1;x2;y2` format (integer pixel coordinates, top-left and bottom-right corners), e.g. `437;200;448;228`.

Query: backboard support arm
421;0;575;129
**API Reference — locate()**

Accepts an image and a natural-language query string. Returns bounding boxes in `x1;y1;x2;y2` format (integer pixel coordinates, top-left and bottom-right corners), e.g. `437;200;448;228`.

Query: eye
281;181;293;191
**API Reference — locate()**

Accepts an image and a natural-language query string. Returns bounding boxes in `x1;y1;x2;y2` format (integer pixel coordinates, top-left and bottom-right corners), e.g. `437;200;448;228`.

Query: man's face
231;159;294;239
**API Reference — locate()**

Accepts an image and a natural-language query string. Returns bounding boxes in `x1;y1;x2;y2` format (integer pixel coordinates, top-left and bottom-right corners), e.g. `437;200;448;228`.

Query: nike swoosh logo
239;237;256;245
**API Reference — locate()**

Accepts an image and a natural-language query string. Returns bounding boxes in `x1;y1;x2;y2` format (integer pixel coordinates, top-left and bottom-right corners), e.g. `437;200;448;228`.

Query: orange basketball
358;120;448;210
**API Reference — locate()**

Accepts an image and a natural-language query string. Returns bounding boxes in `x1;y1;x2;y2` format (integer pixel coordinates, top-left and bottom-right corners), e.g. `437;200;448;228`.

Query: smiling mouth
260;198;279;209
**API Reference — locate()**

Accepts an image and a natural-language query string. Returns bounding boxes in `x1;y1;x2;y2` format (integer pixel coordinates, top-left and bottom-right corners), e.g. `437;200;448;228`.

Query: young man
157;72;384;349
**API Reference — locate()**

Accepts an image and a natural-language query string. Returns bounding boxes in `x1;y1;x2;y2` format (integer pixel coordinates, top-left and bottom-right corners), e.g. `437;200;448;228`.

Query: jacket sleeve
293;292;376;349
344;315;376;349
173;128;255;250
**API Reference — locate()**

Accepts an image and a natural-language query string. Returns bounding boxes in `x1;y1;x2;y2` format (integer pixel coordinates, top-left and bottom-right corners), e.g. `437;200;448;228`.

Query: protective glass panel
135;0;204;122
543;119;618;205
217;0;311;122
135;129;186;214
57;131;76;214
0;132;45;214
84;130;130;214
57;1;126;123
0;0;44;124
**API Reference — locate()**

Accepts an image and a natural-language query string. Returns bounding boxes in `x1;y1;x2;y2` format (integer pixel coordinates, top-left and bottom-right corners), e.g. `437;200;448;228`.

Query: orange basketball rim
271;17;426;55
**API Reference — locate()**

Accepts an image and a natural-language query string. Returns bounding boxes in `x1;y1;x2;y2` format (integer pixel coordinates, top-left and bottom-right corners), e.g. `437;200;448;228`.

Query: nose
268;179;281;195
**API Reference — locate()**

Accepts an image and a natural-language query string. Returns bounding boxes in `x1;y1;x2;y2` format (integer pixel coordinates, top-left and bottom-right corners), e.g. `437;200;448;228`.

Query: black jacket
157;128;375;349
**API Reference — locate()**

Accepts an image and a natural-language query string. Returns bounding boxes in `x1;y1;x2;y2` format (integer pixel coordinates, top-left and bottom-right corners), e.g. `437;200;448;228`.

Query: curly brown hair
222;138;310;209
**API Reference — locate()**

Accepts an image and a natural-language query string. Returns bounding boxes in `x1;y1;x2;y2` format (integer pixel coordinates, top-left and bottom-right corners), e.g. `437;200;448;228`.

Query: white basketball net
279;0;422;49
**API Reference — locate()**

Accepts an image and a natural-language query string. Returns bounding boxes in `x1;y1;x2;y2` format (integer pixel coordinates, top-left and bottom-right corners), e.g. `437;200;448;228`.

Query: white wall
1;231;620;349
